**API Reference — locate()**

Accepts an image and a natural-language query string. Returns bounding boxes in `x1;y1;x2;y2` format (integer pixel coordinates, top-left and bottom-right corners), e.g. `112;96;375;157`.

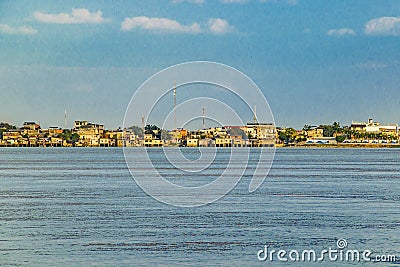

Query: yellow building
215;137;232;147
245;123;276;147
48;127;63;137
144;139;163;147
50;137;63;147
74;120;104;146
144;129;163;147
305;128;324;138
233;138;246;147
2;130;21;141
186;138;199;147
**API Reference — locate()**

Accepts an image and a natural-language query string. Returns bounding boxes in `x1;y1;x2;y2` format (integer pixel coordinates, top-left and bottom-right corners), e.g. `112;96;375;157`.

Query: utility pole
174;81;177;130
202;107;206;129
253;105;258;123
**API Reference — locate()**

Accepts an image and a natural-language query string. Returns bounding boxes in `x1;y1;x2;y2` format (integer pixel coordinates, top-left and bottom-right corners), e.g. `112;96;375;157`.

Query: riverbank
277;143;400;148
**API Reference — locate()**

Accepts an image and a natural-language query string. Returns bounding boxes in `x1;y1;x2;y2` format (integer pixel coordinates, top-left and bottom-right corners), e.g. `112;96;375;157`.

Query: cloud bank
365;16;400;36
122;16;234;34
208;18;235;34
327;28;355;36
0;24;37;35
121;16;201;33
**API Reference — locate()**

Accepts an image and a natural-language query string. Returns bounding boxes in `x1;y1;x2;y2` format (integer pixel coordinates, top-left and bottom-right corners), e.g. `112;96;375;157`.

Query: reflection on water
0;148;399;266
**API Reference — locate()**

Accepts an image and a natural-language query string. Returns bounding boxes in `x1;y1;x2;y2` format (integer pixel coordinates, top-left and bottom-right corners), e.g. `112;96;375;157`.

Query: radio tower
173;81;177;130
253;105;258;123
202;107;206;129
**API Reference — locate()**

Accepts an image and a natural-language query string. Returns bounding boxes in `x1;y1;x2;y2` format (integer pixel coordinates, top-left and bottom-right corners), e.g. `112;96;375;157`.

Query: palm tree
332;122;341;135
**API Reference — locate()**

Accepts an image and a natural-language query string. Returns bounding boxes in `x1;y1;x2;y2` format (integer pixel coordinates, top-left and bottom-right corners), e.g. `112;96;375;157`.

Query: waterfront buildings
351;118;398;136
1;118;399;147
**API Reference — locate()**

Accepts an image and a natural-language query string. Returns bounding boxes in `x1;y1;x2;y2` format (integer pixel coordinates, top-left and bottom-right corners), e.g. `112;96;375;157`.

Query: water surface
0;148;399;266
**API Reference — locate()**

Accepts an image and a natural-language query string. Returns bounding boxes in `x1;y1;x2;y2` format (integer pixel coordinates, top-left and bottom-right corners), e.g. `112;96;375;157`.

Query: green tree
321;125;334;137
70;133;80;143
62;129;79;144
145;124;160;131
332;122;341;135
128;125;144;136
336;135;346;143
278;128;297;143
0;122;16;130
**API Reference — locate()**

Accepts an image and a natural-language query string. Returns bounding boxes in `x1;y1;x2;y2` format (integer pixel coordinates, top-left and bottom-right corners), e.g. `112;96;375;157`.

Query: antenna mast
253;105;258;123
174;81;177;130
202;107;206;129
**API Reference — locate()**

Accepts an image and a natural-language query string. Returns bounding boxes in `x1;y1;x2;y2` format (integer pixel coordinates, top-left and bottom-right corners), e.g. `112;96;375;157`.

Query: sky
1;0;400;129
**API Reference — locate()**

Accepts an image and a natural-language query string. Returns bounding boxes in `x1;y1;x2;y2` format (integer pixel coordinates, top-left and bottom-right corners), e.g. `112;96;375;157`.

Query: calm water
0;148;399;266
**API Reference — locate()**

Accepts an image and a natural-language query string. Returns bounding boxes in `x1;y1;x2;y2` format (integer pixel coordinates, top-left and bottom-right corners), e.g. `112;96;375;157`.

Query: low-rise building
215;137;232;147
74;120;104;146
245;123;276;147
22;122;40;131
199;138;215;147
351;118;398;137
186;138;199;147
2;130;21;142
50;137;63;147
304;127;324;138
48;127;63;137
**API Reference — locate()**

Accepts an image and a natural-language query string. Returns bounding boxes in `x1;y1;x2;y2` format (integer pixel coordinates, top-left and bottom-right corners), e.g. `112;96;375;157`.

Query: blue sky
1;0;400;129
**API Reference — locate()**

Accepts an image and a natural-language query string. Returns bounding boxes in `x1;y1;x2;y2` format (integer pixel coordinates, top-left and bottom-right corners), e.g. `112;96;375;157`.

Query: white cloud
355;61;388;70
0;24;37;35
121;16;235;35
121;16;201;34
365;16;400;36
208;18;235;34
326;28;355;36
34;8;107;24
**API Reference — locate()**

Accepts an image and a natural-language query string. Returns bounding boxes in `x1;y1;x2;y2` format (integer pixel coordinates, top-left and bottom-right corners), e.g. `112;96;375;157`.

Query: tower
173;81;177;130
202;107;206;129
253;105;258;124
64;109;67;129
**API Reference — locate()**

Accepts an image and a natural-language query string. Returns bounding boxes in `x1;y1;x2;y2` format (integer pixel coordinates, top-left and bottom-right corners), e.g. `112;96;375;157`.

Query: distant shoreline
1;144;400;149
277;144;400;148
